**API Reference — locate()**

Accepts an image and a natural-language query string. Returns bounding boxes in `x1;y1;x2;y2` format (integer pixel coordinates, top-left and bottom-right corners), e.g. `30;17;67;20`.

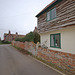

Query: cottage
4;30;25;42
36;0;75;54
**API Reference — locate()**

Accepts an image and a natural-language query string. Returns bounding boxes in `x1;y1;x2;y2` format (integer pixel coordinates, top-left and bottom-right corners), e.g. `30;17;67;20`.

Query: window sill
50;46;61;49
47;17;59;22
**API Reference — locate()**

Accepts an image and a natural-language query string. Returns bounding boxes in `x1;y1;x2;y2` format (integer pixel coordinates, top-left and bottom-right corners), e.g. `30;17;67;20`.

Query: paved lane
0;45;62;75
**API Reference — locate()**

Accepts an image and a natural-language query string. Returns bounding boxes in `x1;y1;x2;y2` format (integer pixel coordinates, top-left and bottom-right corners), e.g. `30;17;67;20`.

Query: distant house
36;0;75;54
4;31;25;42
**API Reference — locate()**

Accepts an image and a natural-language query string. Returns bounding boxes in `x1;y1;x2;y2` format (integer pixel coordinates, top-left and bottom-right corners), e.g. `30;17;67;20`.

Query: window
47;8;56;21
47;11;50;21
50;33;61;48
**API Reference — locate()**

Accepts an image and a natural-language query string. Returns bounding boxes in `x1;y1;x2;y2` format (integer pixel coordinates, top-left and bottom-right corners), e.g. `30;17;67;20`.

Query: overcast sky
0;0;53;40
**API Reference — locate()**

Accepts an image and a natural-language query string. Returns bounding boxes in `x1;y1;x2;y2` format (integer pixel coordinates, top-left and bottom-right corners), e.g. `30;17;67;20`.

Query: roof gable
36;0;62;17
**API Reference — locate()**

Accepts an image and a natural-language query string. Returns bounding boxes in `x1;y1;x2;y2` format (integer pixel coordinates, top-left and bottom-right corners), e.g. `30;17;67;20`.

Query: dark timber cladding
36;0;62;17
36;0;75;33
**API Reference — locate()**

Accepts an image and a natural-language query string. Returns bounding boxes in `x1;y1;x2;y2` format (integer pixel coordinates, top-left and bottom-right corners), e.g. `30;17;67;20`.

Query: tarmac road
0;44;62;75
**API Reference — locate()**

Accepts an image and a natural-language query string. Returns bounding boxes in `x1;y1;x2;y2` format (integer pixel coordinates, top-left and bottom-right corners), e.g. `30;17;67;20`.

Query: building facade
36;0;75;54
4;31;25;42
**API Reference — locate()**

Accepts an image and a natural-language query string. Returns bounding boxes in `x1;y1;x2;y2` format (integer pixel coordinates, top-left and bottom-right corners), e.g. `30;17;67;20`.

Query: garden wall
12;41;75;74
38;47;75;74
24;41;37;56
12;41;37;56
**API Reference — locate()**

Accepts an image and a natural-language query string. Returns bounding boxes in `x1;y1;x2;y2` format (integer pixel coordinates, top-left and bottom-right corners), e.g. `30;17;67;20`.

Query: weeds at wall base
32;56;73;75
12;45;32;55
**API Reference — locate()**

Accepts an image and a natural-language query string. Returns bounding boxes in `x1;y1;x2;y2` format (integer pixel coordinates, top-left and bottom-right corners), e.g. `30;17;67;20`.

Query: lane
0;45;62;75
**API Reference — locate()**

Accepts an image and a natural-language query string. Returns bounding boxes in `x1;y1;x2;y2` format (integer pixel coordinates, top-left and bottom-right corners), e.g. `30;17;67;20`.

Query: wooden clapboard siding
37;0;75;33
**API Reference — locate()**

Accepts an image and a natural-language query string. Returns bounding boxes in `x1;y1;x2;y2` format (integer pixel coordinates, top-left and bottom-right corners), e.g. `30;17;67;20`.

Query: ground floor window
50;33;61;48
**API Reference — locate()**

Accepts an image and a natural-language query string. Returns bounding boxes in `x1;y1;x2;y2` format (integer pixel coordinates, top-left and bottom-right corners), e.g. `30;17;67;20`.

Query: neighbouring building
4;30;25;42
33;27;38;33
36;0;75;54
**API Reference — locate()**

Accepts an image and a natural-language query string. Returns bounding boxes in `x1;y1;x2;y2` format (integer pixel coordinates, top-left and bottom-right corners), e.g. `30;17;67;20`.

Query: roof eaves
36;0;62;17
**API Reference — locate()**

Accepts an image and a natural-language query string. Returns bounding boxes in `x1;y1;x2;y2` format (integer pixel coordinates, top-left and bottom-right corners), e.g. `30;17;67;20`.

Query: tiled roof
4;33;25;38
36;0;57;17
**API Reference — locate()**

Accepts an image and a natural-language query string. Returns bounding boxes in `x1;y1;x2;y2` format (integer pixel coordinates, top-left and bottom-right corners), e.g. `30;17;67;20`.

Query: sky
0;0;53;40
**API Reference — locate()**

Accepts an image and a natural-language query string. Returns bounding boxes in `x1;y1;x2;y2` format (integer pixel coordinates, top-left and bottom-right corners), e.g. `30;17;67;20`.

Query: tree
15;31;40;43
15;37;23;42
15;32;34;42
24;32;34;42
33;32;40;44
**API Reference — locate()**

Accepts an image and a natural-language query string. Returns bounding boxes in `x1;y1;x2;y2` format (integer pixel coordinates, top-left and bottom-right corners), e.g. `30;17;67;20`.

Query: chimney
16;32;18;35
9;30;11;34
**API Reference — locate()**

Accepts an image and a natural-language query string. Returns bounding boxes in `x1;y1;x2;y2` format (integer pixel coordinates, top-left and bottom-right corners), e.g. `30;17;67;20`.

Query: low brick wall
37;47;75;74
12;41;36;56
12;41;25;49
24;41;36;56
12;41;75;74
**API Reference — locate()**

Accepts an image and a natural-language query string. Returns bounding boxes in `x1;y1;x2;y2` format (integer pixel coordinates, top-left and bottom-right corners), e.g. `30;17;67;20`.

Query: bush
33;32;40;44
1;40;11;44
15;37;23;42
15;32;34;42
15;31;40;43
0;41;2;44
0;38;1;44
24;32;34;42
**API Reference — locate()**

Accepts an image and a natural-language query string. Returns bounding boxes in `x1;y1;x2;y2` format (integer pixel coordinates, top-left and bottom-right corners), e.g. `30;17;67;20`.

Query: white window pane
47;11;50;21
51;35;54;46
55;34;60;47
51;8;56;19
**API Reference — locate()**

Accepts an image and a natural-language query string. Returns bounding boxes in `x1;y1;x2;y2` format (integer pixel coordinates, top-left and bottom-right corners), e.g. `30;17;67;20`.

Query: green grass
0;42;2;44
0;43;2;45
0;41;11;45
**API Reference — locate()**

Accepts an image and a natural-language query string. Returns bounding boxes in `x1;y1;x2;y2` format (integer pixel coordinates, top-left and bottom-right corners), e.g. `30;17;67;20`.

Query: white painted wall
40;26;75;54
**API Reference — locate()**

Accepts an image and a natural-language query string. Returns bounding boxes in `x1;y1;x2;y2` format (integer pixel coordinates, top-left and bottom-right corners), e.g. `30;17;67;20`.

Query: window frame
47;7;56;21
50;33;61;48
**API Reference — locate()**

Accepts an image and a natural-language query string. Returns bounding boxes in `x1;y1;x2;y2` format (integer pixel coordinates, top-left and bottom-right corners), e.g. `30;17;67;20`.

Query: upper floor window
47;8;56;21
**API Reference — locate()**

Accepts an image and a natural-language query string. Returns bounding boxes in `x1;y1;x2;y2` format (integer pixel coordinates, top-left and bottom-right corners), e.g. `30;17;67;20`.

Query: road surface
0;44;62;75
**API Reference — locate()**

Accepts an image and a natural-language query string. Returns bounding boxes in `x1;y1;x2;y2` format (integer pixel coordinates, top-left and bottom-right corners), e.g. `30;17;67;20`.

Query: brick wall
24;41;37;56
37;47;75;74
12;41;25;49
12;41;75;74
12;41;37;56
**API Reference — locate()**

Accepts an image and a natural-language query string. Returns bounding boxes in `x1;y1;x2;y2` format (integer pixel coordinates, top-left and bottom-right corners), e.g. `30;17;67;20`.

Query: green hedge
15;31;40;44
1;40;11;44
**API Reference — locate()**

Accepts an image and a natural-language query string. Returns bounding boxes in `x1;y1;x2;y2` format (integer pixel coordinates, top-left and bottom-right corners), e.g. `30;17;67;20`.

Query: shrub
1;40;11;44
15;31;40;43
33;32;40;44
15;37;23;42
24;32;34;42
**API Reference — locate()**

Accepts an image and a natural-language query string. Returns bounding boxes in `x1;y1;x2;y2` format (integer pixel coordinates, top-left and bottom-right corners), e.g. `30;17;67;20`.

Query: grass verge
13;46;32;55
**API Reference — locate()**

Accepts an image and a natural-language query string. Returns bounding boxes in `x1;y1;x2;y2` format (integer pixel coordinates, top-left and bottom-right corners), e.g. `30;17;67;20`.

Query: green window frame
47;7;56;21
50;33;61;48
